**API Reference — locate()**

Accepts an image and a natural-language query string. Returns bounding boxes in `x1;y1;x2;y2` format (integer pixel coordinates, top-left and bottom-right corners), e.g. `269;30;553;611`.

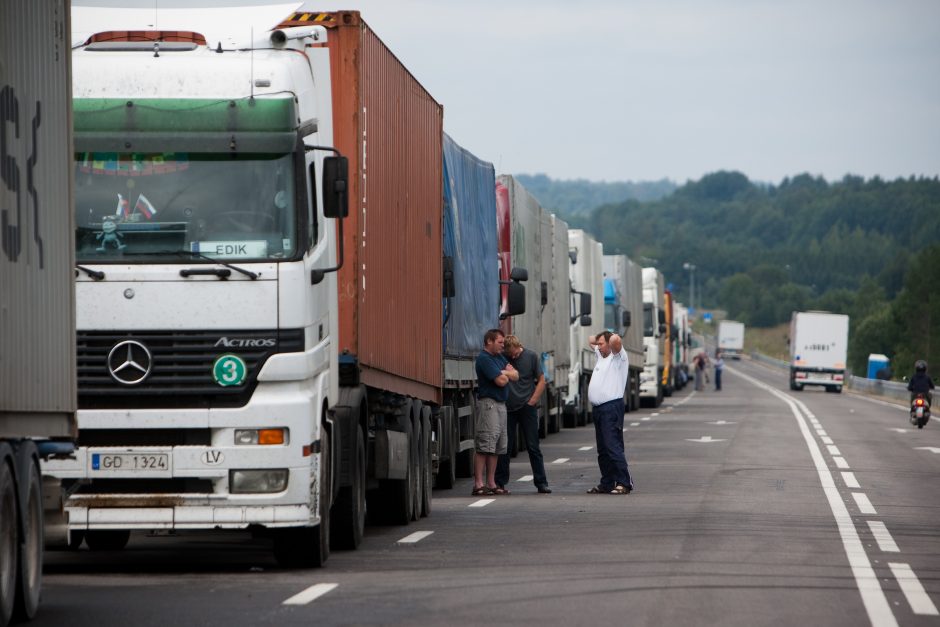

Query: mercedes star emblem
107;340;153;385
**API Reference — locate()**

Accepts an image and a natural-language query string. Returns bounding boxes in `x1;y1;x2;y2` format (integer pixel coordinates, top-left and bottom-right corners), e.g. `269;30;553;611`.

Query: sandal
471;486;493;496
610;484;632;495
586;486;606;494
491;486;511;495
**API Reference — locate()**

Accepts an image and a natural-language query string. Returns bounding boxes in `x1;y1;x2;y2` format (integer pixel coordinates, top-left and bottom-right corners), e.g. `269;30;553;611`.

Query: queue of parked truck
0;3;855;624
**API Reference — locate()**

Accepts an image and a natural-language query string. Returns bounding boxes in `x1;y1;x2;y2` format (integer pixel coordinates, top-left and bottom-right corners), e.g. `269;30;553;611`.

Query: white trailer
640;268;666;407
718;320;745;359
789;311;850;393
1;0;77;623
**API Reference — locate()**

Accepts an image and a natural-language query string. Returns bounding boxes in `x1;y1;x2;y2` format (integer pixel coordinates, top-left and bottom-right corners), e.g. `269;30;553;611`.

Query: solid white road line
731;367;898;627
398;530;434;544
827;444;842;456
833;456;850;469
842;471;860;489
469;499;495;508
552;458;569;464
888;563;940;615
517;475;533;482
283;583;339;606
579;446;593;451
866;521;899;553
852;492;877;515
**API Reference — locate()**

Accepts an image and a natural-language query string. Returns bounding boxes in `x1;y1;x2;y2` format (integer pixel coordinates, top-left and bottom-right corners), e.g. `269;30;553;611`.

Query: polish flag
115;193;129;217
135;193;157;219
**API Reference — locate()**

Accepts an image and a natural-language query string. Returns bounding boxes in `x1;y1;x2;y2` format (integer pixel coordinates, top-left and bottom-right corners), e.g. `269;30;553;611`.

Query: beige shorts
475;397;507;455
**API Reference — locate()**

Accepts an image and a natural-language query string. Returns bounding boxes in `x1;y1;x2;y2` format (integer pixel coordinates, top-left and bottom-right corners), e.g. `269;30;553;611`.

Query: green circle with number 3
213;354;247;386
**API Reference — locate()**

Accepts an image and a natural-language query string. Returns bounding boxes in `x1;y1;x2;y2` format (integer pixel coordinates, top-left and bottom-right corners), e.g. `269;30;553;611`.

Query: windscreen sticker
191;241;268;258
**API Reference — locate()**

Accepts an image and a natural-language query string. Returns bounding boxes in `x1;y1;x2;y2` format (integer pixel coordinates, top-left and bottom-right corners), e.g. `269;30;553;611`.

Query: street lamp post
683;262;696;316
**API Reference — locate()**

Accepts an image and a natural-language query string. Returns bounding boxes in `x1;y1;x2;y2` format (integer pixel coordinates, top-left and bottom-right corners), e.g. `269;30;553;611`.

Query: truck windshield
75;152;297;262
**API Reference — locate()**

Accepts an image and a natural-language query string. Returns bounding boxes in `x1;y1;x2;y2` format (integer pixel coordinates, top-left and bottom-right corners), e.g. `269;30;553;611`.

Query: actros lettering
215;337;276;348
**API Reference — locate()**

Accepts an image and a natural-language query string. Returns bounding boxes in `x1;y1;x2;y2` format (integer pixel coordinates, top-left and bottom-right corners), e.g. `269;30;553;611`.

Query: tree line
524;170;940;378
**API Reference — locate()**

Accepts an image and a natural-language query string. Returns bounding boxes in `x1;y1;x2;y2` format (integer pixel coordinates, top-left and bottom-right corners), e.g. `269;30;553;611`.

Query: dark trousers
495;404;548;488
715;369;722;390
592;398;632;491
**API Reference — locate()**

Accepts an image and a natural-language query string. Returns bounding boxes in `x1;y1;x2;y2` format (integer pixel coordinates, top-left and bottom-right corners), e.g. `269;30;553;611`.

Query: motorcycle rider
907;360;934;405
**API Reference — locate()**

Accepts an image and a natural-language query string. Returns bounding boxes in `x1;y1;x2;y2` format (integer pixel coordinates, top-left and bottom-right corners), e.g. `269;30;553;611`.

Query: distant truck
789;312;850;393
602;255;644;411
565;230;602;426
718;320;745;359
640;268;666;407
1;0;77;623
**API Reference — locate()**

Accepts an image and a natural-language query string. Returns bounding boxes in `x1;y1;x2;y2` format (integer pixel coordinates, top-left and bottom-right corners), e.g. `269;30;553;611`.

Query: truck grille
77;329;304;409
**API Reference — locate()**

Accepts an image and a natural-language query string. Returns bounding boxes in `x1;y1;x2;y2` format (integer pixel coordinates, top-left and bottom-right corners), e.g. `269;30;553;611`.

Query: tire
375;410;415;526
562;405;576;429
410;405;421;523
13;452;42;622
331;425;366;550
274;427;330;568
435;407;457;490
420;406;432;518
67;531;85;551
0;449;18;627
548;393;561;434
85;530;131;552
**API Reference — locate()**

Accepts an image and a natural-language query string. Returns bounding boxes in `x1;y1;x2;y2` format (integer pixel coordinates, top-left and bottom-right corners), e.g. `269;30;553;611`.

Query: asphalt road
36;359;940;626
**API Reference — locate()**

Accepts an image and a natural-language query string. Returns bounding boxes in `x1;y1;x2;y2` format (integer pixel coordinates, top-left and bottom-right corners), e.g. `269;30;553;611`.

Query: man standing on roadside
586;331;634;495
495;335;552;494
473;329;518;496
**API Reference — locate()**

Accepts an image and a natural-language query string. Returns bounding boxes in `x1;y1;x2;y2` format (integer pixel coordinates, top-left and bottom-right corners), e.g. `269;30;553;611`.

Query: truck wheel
84;530;130;552
0;449;18;627
435;408;457;489
562;405;576;429
275;428;330;567
13;452;42;621
420;406;432;518
410;405;422;522
331;426;365;550
376;413;415;526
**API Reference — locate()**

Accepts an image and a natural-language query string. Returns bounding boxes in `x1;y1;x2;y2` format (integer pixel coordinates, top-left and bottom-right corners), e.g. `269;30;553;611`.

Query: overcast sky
304;0;939;184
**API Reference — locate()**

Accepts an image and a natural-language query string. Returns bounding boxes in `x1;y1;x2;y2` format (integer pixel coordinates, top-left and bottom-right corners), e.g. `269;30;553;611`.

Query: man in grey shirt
495;335;551;494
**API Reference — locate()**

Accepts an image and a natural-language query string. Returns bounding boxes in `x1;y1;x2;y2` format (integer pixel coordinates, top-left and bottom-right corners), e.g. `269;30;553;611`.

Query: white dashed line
827;444;842;456
641;417;651;422
821;436;834;445
630;422;640;427
841;472;860;489
552;458;569;464
833;456;850;469
651;412;660;417
852;492;877;515
816;429;828;436
578;446;593;451
888;563;939;615
867;521;899;553
283;583;339;606
469;499;495;508
517;475;533;482
397;530;434;544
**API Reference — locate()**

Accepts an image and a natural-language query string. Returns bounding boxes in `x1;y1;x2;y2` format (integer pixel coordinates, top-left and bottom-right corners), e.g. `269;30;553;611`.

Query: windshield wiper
123;250;259;280
75;265;105;280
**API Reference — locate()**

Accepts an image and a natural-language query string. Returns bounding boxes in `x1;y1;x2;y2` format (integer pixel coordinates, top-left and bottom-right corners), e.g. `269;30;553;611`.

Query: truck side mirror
504;281;525;317
658;309;666;325
320;156;348;218
580;314;592;327
442;256;455;298
579;292;591;317
622;310;631;328
510;266;528;282
659;323;666;334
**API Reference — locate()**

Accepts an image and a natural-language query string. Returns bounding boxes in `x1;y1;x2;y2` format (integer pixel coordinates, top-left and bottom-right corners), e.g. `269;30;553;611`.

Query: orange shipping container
287;11;444;403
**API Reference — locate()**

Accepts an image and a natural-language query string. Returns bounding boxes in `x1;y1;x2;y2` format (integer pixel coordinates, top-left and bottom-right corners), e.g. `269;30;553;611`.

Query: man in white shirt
586;331;634;494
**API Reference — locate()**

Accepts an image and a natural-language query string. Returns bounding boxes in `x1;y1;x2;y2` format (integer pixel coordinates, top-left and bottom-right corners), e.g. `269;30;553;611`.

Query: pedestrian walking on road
585;331;634;495
714;350;725;391
495;335;551;494
473;329;518;496
693;351;708;391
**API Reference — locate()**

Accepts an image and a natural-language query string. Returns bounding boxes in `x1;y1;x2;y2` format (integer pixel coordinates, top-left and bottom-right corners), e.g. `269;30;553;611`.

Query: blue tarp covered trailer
442;134;499;360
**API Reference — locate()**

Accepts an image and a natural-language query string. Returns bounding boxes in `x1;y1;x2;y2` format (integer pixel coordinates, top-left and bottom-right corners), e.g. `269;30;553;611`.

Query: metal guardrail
749;351;910;403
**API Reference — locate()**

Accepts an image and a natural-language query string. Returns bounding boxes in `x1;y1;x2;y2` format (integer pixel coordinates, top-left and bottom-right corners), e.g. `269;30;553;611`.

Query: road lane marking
833;456;850;469
398;530;434;544
641;417;651;421
841;471;860;489
914;446;940;454
827;444;842;456
630;422;640;427
578;446;593;451
552;458;569;464
686;436;726;443
469;499;495;508
730;367;898;627
887;428;908;434
517;475;533;482
283;583;339;606
821;436;834;445
852;492;877;515
816;429;827;436
708;420;735;425
888;563;939;615
651;412;660;417
866;522;899;553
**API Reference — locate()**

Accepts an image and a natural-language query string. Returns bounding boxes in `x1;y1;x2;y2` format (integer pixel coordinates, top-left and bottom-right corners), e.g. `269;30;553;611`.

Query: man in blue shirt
473;329;517;496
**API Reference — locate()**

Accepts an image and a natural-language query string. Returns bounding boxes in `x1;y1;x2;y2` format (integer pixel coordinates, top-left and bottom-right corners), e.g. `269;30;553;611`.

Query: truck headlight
234;428;287;445
230;469;289;493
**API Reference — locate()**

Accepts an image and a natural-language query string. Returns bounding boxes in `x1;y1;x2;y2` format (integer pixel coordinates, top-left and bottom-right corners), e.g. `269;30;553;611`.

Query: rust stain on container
318;12;444;403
